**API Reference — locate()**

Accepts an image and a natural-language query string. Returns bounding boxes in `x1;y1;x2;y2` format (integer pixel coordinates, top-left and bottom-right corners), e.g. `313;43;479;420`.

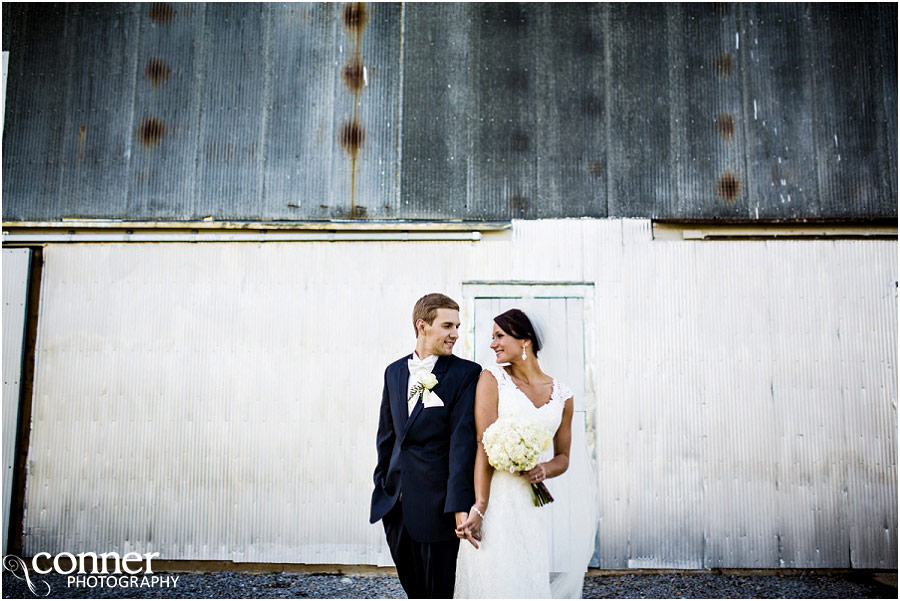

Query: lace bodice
485;365;571;455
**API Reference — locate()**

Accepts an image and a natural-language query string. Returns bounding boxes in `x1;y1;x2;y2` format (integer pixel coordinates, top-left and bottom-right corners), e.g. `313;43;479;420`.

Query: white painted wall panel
21;221;897;568
592;233;896;569
2;248;31;555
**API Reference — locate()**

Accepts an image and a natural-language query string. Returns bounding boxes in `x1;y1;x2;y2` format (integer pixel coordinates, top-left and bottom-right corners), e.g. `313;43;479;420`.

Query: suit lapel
431;354;451;378
394;355;412;430
404;399;424;438
402;354;453;440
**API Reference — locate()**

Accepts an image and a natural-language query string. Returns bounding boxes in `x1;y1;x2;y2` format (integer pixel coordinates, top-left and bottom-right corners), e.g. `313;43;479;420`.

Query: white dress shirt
407;351;438;415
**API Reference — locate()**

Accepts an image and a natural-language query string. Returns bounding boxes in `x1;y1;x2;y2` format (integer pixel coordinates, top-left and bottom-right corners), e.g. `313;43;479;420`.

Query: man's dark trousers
382;502;459;598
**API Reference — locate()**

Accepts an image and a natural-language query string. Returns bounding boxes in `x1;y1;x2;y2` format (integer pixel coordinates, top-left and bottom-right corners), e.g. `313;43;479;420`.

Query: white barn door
472;295;598;569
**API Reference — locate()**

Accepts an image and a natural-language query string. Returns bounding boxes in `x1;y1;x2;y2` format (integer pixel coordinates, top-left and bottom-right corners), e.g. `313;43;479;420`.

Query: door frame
461;280;601;567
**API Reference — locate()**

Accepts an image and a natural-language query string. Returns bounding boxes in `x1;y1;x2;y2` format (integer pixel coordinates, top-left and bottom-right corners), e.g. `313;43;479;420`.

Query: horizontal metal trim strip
1;232;482;244
2;220;512;232
463;281;595;286
653;222;898;241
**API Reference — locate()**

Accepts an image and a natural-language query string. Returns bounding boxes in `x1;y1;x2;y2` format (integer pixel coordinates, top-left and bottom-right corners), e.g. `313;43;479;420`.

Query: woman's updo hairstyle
493;308;542;356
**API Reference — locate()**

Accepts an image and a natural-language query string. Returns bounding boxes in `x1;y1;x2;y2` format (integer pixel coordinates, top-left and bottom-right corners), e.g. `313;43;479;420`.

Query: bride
454;308;597;599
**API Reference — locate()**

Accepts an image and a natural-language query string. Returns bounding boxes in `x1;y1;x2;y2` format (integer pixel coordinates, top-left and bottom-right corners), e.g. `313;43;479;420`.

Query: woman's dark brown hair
493;308;541;356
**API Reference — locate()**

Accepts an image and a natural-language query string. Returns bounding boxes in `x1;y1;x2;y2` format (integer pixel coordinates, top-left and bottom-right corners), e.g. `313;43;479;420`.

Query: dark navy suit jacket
369;353;481;542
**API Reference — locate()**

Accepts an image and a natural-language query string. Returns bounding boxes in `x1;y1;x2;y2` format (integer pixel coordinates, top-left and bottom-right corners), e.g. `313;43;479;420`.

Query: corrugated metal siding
2;248;31;555
592;226;897;569
21;221;896;567
3;3;896;222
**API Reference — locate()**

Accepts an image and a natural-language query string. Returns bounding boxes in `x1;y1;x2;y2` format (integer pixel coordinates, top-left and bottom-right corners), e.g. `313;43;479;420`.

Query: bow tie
408;354;437;374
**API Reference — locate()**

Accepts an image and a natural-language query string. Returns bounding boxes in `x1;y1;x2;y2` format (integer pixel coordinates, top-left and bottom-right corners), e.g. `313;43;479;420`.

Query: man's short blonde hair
412;293;460;337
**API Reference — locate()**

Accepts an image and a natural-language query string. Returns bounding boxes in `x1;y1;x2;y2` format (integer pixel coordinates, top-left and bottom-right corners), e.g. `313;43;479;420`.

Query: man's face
419;308;460;356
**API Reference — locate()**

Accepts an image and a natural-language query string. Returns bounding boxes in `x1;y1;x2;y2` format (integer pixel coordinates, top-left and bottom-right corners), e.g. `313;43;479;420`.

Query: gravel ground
2;570;895;599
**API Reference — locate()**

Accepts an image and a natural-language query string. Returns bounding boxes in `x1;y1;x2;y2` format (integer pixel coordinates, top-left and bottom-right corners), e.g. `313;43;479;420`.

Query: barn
2;2;896;572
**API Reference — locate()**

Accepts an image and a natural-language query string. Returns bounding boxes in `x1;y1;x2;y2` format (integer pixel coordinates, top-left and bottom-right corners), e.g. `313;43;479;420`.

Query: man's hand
455;510;482;549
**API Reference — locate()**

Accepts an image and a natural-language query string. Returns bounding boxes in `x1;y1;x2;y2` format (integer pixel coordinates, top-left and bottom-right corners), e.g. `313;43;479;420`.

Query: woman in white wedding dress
454;309;596;599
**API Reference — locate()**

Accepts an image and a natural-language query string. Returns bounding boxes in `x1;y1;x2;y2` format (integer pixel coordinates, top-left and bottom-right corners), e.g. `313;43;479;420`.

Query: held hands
455;508;484;549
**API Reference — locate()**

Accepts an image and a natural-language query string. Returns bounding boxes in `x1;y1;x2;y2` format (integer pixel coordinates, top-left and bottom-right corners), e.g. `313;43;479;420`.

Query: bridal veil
523;310;600;598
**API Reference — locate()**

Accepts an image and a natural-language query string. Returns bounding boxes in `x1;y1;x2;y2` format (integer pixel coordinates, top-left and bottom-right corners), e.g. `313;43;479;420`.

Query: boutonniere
408;372;439;403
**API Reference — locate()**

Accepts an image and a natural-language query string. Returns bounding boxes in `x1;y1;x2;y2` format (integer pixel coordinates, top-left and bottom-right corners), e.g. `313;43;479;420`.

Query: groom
370;293;482;598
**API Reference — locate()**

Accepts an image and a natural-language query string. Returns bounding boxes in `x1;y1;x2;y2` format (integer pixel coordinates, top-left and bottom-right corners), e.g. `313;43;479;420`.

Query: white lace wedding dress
454;365;576;599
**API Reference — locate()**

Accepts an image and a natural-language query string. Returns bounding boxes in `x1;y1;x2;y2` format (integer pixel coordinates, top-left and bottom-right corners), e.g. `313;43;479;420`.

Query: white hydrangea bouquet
482;416;555;506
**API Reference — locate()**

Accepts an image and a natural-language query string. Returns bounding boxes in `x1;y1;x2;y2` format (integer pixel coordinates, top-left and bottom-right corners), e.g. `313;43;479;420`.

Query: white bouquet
482;416;555;506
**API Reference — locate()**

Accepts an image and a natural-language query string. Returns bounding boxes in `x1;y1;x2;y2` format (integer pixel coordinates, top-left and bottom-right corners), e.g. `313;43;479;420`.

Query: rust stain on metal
715;53;732;77
340;122;365;154
340;2;368;219
145;58;171;87
149;3;174;24
508;194;530;215
510;131;529;152
587;160;603;178
716;172;741;203
76;125;86;167
340;120;365;210
342;3;368;31
716;113;735;140
138;118;166;148
341;58;365;92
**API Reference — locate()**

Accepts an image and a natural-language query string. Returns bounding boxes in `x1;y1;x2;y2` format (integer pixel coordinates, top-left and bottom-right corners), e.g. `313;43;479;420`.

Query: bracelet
471;506;485;521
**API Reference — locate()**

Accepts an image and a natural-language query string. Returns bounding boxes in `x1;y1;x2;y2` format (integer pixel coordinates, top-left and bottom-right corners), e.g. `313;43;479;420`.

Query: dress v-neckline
501;366;556;410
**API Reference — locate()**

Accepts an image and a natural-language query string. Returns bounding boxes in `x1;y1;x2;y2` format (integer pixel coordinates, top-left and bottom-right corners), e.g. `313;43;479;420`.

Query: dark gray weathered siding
2;3;896;222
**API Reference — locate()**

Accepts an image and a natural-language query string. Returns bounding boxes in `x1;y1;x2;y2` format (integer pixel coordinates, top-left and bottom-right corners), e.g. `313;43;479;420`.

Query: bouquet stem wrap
531;481;554;507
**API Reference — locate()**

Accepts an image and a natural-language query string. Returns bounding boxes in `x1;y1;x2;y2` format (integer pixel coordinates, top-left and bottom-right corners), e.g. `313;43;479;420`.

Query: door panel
473;296;597;570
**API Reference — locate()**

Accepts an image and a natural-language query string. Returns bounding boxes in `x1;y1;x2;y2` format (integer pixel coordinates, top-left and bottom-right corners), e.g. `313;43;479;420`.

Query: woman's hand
455;506;485;549
522;462;547;484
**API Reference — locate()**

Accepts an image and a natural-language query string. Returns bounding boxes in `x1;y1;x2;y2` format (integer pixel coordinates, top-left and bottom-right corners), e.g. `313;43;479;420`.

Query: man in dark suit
370;293;482;598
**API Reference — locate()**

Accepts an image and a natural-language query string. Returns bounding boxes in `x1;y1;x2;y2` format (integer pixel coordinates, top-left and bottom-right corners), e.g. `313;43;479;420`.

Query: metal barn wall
2;248;31;555
21;220;897;568
2;3;896;222
594;223;897;569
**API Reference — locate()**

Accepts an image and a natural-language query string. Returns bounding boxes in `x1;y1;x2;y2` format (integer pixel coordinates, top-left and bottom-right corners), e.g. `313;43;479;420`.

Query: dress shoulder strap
485;364;516;392
554;379;574;403
484;364;507;382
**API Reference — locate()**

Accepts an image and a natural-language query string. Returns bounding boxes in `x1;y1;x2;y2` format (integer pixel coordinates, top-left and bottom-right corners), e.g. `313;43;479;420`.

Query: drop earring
521;344;527;361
